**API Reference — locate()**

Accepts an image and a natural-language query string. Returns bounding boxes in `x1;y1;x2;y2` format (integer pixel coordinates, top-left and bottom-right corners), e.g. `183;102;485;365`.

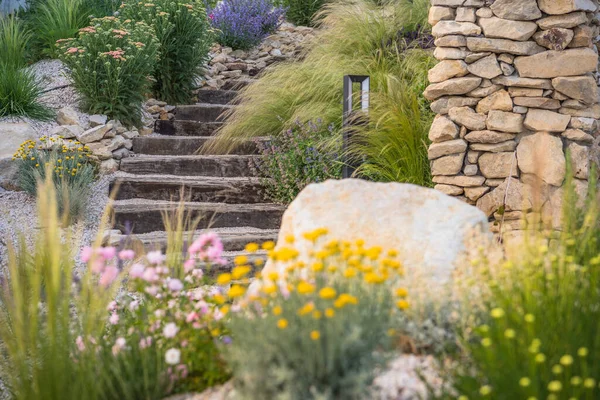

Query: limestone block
431;153;466;175
513;97;561;109
434;35;467;47
470;141;518;152
538;0;597;15
466;37;545;55
431;96;481;114
486;110;524;133
562;129;594;144
424;77;482;100
428;60;469;83
493;75;553;89
432;175;487;187
466;54;503;79
428;139;468;160
537;12;588;30
552;76;599;105
57;106;80;126
465;130;516;143
533;28;574;50
478;17;538;41
476;90;513;114
432;21;482;37
428;6;456;26
429;115;460;143
449;106;487;130
523;109;571;131
517;132;566;186
567;142;590;179
514;48;598;78
478;152;519;178
490;0;542;21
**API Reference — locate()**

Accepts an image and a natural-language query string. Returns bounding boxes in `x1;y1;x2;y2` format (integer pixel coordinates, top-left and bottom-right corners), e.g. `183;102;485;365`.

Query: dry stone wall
426;0;600;232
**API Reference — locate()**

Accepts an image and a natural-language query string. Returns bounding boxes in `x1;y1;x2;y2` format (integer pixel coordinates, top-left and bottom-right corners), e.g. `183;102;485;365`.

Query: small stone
434;35;467;47
487;110;524;133
102;136;127;152
467;54;502;79
567;142;590;179
559;104;600;118
467;37;545;56
513;106;528;113
431;96;480;114
523;109;570;132
57;106;80;126
456;7;476;23
490;0;542;21
513;97;561;109
538;0;597;15
465;130;516;143
428;6;455;26
476;7;493;18
486;179;505;187
478;17;538;41
139;127;153;136
569;25;593;48
471;141;518;152
86;143;112;160
77;125;111;144
508;87;543;97
514;48;598;78
428;60;469;83
533;28;574;50
49;125;84;139
464;164;479;176
431;153;466;175
112;148;130;160
562;100;587;110
497;53;515;64
500;62;515;76
432;175;486;187
465;52;491;63
434;47;471;60
423;77;483;101
493;75;553;89
429;115;460;143
479;152;519;178
552;76;599;105
517;132;566;186
476;90;513;114
432;21;482;37
562;129;594;144
121;130;139;140
468;151;481;163
99;159;119;174
449;106;487;130
428;139;468;160
88;114;108;127
569;117;597;131
468;84;503;98
434;184;464;196
465;186;491;202
537;12;588;30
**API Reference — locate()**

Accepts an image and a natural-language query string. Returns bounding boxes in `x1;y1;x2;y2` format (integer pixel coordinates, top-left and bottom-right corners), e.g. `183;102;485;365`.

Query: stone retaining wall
425;0;600;232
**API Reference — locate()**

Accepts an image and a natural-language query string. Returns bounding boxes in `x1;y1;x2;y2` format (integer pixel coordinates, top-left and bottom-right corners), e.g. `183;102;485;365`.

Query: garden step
221;78;255;91
155;120;223;136
132;136;262;156
196;89;238;105
175;103;234;122
119;155;256;177
112;200;285;234
104;227;279;253
110;175;265;203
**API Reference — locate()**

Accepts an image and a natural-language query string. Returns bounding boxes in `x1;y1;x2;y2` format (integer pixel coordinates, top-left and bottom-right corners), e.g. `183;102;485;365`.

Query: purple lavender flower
210;0;286;50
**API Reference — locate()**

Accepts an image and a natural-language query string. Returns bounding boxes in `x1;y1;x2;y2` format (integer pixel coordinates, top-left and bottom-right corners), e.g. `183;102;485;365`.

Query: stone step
155;120;223;136
112;200;285;234
221;78;255;91
196;89;238;105
111;175;265;203
175;103;234;122
132;136;261;156
119;155;257;177
104;227;278;253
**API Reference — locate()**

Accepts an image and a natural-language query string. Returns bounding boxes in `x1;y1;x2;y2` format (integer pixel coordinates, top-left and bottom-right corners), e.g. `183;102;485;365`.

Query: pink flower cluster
80;246;134;288
185;232;227;272
101;49;126;61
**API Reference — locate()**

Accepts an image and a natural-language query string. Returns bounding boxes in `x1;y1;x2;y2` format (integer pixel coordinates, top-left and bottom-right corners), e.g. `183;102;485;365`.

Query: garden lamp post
342;75;370;179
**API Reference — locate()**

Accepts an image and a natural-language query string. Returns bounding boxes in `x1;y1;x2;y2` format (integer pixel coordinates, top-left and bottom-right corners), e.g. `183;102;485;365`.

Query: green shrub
434;171;600;399
223;230;409;399
25;0;94;59
0;64;54;120
0;14;29;68
120;0;214;104
208;0;434;185
13;136;97;223
58;16;159;126
252;119;342;204
277;0;326;27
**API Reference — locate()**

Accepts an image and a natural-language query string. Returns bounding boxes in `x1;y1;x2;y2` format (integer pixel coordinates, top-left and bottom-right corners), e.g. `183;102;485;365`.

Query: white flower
129;300;140;311
165;348;181;365
163;322;179;338
146;251;165;265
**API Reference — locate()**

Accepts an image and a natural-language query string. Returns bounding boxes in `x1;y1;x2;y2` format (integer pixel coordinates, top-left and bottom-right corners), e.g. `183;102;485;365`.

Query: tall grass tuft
0;13;28;68
207;0;434;185
0;174;119;400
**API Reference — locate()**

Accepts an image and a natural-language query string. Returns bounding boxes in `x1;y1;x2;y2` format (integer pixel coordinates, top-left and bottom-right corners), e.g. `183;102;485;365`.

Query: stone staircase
107;81;284;265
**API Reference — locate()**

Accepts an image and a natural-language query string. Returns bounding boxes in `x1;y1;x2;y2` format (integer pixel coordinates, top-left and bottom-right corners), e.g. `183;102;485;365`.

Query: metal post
342;75;370;179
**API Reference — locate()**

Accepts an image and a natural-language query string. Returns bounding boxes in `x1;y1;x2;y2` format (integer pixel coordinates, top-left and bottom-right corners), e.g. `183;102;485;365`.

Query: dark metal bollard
342;75;370;179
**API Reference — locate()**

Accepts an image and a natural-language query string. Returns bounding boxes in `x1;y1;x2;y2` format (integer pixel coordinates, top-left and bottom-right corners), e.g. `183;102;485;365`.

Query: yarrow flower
165;348;181;365
163;323;179;338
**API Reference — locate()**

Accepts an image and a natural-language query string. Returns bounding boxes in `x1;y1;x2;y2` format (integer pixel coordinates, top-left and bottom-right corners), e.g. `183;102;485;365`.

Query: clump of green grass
207;0;434;186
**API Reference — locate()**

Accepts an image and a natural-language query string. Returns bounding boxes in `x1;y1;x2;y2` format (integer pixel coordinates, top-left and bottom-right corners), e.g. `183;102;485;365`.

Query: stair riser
132;137;259;156
119;157;256;177
111;181;265;203
155;120;222;136
221;79;252;91
197;90;238;105
175;106;230;122
113;209;283;234
109;234;277;253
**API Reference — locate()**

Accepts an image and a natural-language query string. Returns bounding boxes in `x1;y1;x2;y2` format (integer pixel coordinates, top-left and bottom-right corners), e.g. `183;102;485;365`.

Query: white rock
49;125;84;139
77;125;112;144
89;114;108;127
259;179;490;285
57;106;80;126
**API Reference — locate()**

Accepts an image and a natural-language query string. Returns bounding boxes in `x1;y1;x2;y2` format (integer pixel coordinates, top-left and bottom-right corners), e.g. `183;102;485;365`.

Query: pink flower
112;337;126;355
100;266;119;287
192;268;204;278
109;313;119;325
145;286;158;296
146;251;165;265
129;300;140;311
66;47;79;54
188;233;224;263
183;259;195;273
129;263;145;278
185;312;198;323
107;301;117;311
90;259;105;274
213;309;224;321
154;309;165;318
100;247;117;260
76;336;85;352
195;301;209;314
118;249;135;260
81;247;93;262
167;279;183;292
142;267;158;282
163;322;179;338
139;336;152;349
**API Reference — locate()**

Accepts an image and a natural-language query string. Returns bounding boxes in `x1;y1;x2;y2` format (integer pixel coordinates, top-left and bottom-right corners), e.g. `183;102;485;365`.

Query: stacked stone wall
426;0;600;232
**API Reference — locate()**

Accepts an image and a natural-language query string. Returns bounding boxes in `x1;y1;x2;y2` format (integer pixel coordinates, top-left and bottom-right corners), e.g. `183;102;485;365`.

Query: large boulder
259;179;490;285
0;122;37;190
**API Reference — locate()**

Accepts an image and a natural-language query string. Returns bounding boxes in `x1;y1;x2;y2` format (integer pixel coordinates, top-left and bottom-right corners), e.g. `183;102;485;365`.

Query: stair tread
105;227;278;246
113;174;260;184
123;154;256;160
112;199;285;212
